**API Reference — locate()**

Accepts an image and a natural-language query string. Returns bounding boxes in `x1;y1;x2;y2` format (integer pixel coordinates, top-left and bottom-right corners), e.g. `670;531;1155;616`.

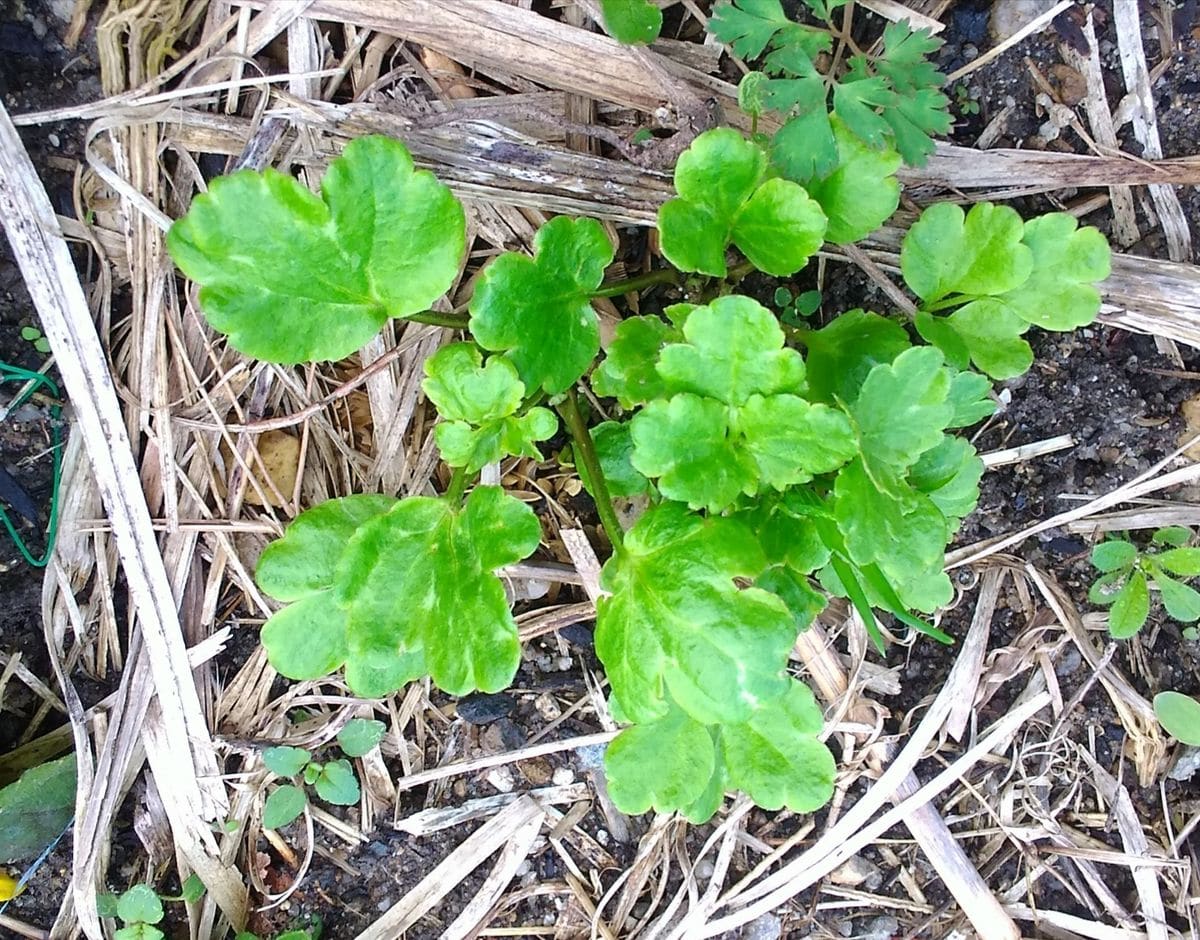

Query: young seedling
1088;527;1200;639
773;286;821;325
96;877;205;940
1153;691;1200;746
260;719;385;830
168;123;1109;822
19;326;50;354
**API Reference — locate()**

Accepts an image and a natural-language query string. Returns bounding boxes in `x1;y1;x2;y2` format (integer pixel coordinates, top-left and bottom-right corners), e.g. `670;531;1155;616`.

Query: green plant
260;718;385;829
598;0;662;45
19;326;50;354
713;0;952;177
0;752;75;863
1153;691;1200;746
952;82;980;116
773;286;821;324
167;130;1108;821
96;877;205;940
1088;527;1200;639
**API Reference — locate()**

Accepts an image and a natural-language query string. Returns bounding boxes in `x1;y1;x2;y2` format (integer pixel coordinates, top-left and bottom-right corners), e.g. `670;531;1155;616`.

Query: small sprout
259;740;364;829
1087;528;1200;639
20;326;50;354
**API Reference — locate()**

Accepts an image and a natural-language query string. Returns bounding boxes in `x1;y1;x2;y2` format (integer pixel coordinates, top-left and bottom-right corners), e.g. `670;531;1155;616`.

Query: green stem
591;267;682;298
406;309;470;329
445;464;470;506
557;388;625;553
921;295;973;314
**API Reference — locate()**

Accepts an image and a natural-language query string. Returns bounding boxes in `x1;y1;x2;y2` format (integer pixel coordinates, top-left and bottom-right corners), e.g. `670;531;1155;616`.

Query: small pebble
457;692;515;724
534;692;562;721
47;132;59;147
485;766;515;793
596;828;609;845
551;767;575;786
860;915;900;940
695;859;715;880
738;914;782;940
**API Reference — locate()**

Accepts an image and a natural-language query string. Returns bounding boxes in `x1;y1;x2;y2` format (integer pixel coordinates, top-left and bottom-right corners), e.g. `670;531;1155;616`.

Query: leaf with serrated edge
804;309;910;404
336;487;540;697
167;136;465;363
721;681;835;812
262;785;307;830
801;117;900;244
658;130;826;277
901;202;1033;303
709;0;794;59
850;347;954;481
337;718;386;757
469;217;612;394
595;504;795;725
598;0;662;44
592;315;680;408
314;759;360;805
604;701;715;815
908;436;983;521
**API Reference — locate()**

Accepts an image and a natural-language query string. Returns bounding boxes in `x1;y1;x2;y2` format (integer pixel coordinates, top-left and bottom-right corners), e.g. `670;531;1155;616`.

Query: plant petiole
445;464;470;506
591;267;682;298
405;309;470;330
557;388;625;553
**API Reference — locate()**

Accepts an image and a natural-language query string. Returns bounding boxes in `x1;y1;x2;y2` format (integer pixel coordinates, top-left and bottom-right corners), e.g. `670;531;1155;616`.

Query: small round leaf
262;785;307;830
1090;540;1136;573
337;718;386;757
1153;691;1200;746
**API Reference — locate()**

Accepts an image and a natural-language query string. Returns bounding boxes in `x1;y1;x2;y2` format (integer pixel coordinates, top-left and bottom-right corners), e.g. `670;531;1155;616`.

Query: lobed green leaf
798;116;900;244
604;701;715;816
116;886;164;926
167;136;466;364
469;217;613;394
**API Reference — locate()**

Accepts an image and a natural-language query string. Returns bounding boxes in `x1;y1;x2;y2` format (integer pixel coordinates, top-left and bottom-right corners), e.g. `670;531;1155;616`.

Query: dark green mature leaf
422;343;557;472
757;565;827;629
604;700;715;815
1108;570;1150;638
832;75;894;150
1091;540;1137;573
336;487;541;697
167;136;466;364
262;785;307;830
257;495;398;603
1153;691;1200;746
721;681;835;812
314;759;360;805
257;495;396;682
262;746;312;777
598;0;662;44
0;753;76;863
595;504;796;725
803;309;911;404
337;718;386;757
631;296;855;510
799;117;900;244
908;436;983;521
658;129;826;277
116;885;164;926
849;346;954;485
576;421;652;499
469;217;613;394
179;874;206;904
709;0;800;58
767;79;839;182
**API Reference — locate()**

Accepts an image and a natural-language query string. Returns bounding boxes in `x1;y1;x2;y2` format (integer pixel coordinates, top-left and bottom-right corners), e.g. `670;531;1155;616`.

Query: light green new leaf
1153;691;1200;746
1108;570;1150;639
424;344;556;471
657;296;805;403
658;129;827;277
1152;572;1200;623
901;202;1033;303
262;746;312;777
595;504;796;725
945;370;996;428
117;885;164;926
849;347;954;480
167;136;466;363
592;314;681;407
114;926;165;940
598;0;662;44
1155;547;1200;577
260;594;351;682
680;737;728;824
314;759;360;805
604;701;715;815
997;213;1110;329
803;309;911;404
734;394;858;488
469;217;613;394
720;682;835;812
0;753;76;863
262;785;307;830
1153;527;1193;547
337;718;386;757
336;487;541;697
256;495;398;602
945;299;1033;380
908;436;983;521
800;116;900;244
1091;540;1137;573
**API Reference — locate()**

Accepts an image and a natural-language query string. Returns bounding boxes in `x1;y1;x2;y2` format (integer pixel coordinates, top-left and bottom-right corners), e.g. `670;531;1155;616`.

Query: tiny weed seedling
1154;691;1200;746
19;326;50;354
1088;527;1200;639
952;82;981;116
97;877;205;940
169;84;1109;820
773;286;821;324
260;719;385;829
